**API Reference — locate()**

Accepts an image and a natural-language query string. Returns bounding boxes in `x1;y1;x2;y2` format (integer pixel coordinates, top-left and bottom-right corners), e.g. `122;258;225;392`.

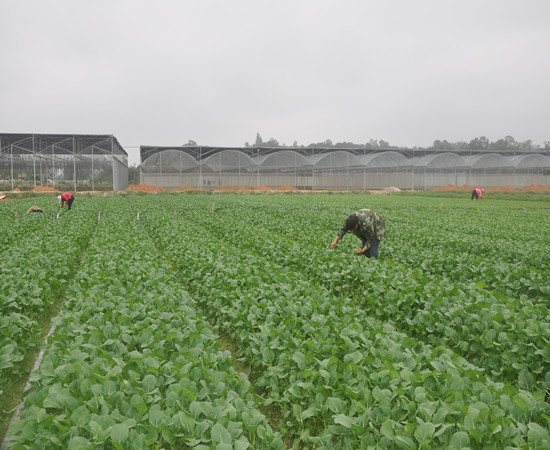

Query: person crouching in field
57;192;75;210
330;209;386;259
471;188;483;200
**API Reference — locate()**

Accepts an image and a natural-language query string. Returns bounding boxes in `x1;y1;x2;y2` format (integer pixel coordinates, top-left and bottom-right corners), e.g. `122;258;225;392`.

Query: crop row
138;196;550;448
383;206;550;300
228;194;550;300
1;200;99;411
168;195;550;391
270;197;550;390
7;205;281;449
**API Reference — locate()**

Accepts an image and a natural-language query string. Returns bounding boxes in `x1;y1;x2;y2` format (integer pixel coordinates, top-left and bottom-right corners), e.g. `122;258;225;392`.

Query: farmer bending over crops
26;206;44;214
57;192;75;210
330;209;386;259
471;188;483;200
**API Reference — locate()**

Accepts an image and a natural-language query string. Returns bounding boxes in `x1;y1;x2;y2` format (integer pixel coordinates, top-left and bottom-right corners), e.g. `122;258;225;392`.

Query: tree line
242;134;550;151
183;134;549;150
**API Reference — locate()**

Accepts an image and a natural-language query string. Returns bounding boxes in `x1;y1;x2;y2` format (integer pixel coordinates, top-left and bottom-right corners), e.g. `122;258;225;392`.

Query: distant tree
505;136;517;148
518;139;533;151
490;139;508;150
184;140;197;146
240;135;543;151
490;136;518;150
468;136;490;150
367;139;379;148
263;137;280;147
432;140;454;150
334;141;362;148
307;139;333;148
128;165;140;185
453;141;469;150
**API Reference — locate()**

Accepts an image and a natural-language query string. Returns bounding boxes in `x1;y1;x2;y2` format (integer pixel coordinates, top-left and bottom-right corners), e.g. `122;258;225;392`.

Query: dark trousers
67;195;74;210
471;190;479;200
361;238;380;258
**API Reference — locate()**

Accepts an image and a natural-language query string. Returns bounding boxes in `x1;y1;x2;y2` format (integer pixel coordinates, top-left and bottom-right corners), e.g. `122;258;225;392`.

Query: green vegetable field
1;192;549;449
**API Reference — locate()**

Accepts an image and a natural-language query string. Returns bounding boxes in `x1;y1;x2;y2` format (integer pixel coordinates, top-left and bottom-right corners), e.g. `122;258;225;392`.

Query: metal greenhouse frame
0;133;128;191
140;145;550;190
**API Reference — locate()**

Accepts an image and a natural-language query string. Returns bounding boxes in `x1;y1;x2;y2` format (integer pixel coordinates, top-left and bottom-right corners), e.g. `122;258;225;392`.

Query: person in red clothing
57;192;75;210
471;188;483;200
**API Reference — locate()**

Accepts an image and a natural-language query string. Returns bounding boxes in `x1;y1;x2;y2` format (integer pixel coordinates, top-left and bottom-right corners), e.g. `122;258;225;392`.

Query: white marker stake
137;210;140;220
98;211;102;221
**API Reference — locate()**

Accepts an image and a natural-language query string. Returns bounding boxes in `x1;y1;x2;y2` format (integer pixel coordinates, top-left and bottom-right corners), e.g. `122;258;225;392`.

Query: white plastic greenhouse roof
307;151;361;168
358;151;412;168
139;146;550;173
202;150;255;171
414;153;468;168
466;153;513;168
141;149;199;172
0;133;127;156
257;150;311;168
510;153;550;168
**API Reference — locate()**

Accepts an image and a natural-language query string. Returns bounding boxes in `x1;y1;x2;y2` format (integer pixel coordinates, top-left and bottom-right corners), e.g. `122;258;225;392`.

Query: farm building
140;145;550;190
0;133;129;191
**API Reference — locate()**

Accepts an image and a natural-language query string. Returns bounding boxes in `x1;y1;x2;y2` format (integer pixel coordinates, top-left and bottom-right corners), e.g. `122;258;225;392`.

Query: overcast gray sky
1;1;549;166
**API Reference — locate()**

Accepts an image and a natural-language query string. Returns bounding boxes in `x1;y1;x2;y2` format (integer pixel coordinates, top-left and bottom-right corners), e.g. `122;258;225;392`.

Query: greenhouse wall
145;172;417;190
0;134;128;191
143;168;550;191
140;146;550;190
416;170;550;190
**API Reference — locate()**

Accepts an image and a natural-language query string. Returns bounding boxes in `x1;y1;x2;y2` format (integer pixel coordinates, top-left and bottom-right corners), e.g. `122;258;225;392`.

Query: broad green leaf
381;419;394;438
449;431;470;449
394;433;416;449
148;409;165;427
70;405;91;427
464;406;480;431
103;379;117;396
528;422;549;446
333;414;354;428
429;359;446;372
518;369;535;391
110;423;129;443
326;397;345;414
301;407;318;420
343;350;362;364
211;423;232;444
474;281;486;289
292;351;307;368
177;411;195;433
233;436;250;450
67;436;92;450
414;422;435;444
216;444;233;450
142;374;156;392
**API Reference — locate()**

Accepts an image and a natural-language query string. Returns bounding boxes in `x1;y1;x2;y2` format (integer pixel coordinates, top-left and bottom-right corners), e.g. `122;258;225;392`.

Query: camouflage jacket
337;209;387;248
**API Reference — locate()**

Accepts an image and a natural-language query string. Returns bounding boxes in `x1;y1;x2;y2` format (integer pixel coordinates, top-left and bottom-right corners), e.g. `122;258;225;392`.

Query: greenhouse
0;133;128;191
140;145;550;190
